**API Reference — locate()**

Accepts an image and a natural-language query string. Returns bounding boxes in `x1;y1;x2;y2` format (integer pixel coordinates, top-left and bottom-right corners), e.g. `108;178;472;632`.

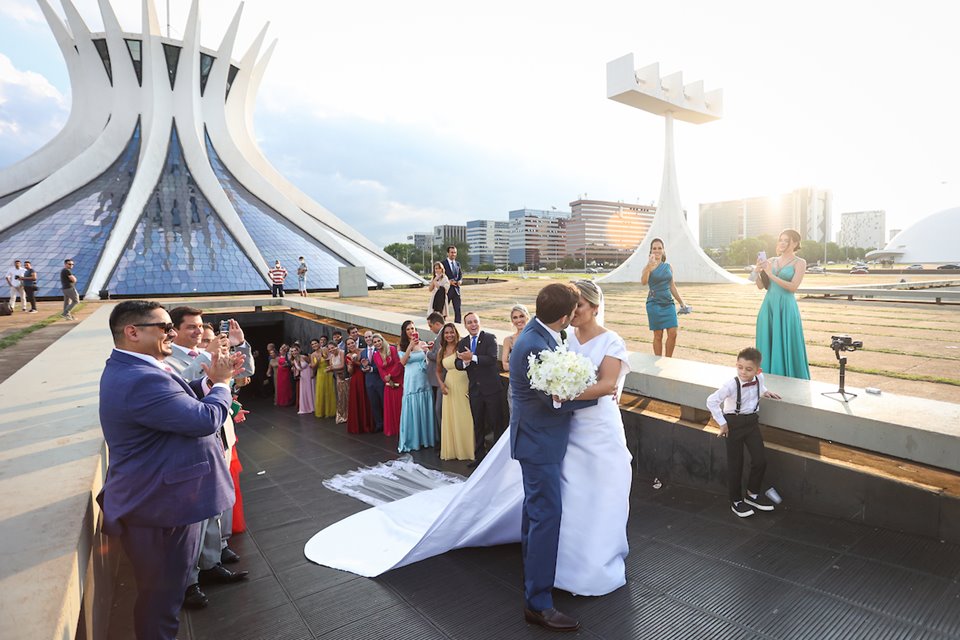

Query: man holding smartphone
166;306;255;610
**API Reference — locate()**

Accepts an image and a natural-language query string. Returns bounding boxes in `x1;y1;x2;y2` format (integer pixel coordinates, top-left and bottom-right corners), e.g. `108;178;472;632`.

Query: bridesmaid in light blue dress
642;238;687;357
397;320;436;452
755;229;810;379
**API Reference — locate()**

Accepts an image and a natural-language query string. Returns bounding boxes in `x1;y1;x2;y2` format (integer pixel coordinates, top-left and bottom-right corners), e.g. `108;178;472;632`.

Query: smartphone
219;319;230;334
412;331;420;343
757;251;767;262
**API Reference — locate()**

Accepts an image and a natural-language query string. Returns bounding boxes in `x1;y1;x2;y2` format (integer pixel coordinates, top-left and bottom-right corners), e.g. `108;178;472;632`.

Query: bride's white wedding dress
303;329;632;596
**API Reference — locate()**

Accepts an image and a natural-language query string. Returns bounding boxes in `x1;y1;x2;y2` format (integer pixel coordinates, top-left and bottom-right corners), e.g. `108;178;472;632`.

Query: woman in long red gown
275;344;295;407
345;337;373;433
372;333;403;437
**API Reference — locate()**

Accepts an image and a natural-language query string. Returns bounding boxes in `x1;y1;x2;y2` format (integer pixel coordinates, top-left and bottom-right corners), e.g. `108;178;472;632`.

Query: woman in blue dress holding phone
755;229;810;379
642;238;687;357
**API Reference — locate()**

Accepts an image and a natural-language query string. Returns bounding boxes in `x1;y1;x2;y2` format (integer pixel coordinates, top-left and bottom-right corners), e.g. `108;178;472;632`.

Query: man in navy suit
362;329;385;432
442;245;463;323
455;312;502;465
509;283;597;632
98;300;236;640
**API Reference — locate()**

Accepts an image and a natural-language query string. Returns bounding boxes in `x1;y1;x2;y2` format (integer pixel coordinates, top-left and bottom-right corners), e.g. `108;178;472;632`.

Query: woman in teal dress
755;229;810;379
397;320;436;453
642;238;687;357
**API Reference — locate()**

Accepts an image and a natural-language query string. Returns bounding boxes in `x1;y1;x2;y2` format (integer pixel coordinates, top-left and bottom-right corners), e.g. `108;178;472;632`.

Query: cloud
0;53;67;168
253;111;591;246
0;0;43;25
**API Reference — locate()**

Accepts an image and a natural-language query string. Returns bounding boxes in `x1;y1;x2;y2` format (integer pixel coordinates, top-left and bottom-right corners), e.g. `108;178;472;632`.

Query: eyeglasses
133;322;176;333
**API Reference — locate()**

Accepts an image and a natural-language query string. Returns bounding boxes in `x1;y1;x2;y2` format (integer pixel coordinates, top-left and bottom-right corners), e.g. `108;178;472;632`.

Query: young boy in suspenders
706;347;782;517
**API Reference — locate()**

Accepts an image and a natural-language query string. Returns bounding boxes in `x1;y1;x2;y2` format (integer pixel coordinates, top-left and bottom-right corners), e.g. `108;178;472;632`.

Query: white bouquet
527;344;597;401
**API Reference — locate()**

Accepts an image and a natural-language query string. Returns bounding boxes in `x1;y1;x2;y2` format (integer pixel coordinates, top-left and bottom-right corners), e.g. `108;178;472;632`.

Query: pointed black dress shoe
198;563;249;585
182;583;209;609
220;547;241;564
523;607;580;632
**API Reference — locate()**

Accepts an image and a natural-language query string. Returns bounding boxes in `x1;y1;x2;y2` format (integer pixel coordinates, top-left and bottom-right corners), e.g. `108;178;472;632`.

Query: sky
1;0;958;246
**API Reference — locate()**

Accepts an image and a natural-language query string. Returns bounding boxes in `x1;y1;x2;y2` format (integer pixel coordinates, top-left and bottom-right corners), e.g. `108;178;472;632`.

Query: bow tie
741;380;758;388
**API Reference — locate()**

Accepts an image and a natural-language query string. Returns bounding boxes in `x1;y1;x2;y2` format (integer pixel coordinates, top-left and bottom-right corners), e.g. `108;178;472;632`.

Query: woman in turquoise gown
397;320;436;453
755;229;810;379
642;238;687;357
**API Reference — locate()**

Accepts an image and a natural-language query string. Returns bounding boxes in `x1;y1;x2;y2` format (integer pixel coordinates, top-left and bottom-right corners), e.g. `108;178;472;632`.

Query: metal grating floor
107;396;960;640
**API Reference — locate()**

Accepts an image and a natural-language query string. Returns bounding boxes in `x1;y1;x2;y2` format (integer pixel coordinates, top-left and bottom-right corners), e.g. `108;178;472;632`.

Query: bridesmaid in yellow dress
313;336;337;418
436;323;474;461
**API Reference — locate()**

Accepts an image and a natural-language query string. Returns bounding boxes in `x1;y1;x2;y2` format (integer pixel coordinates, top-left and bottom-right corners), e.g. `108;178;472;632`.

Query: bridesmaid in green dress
755;229;810;379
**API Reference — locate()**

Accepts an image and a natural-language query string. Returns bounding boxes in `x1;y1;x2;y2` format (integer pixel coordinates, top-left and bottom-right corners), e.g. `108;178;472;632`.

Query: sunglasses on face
133;322;176;333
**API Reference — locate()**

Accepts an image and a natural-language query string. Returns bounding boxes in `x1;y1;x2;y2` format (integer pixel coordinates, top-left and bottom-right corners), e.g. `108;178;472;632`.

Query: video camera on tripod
830;335;863;358
824;335;863;402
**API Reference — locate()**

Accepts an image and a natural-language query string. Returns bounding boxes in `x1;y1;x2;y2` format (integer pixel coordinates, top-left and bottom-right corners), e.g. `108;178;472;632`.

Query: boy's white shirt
706;373;768;426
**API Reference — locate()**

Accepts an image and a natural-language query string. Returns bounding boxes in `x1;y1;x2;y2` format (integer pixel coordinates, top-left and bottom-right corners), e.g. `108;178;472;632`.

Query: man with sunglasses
98;301;236;640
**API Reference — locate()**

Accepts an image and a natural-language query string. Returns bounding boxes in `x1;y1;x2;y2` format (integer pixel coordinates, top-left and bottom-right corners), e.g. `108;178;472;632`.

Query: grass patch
0;304;84;351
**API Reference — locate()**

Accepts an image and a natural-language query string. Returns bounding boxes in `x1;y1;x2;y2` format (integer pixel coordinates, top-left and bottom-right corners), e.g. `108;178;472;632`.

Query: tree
383;242;415;266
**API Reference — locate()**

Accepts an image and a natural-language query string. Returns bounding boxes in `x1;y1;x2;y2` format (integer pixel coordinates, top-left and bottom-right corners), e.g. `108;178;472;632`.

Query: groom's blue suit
509;319;597;611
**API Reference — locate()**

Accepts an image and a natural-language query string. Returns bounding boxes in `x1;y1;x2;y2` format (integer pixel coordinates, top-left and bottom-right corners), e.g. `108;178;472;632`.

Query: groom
509;282;598;632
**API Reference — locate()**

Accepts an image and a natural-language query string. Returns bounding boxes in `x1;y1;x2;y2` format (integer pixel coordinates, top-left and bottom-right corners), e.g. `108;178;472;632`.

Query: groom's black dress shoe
198;564;249;585
523;607;580;632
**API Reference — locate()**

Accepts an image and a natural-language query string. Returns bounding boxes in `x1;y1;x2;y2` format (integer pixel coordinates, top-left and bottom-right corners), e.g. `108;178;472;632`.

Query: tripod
822;354;858;403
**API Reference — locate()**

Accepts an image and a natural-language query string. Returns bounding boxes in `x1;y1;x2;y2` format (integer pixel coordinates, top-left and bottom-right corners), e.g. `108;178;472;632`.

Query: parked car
906;264;924;270
807;265;825;274
936;264;960;270
850;267;869;274
827;261;836;265
494;268;504;273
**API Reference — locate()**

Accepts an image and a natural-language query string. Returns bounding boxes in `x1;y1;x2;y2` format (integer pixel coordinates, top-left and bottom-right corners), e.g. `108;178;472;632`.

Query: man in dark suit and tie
362;329;385;432
455;312;502;465
442;245;463;323
509;283;597;632
98;300;236;640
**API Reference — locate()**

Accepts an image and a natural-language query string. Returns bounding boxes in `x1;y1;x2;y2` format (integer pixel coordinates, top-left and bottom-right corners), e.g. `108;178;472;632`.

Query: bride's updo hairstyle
536;282;581;323
574;280;603;309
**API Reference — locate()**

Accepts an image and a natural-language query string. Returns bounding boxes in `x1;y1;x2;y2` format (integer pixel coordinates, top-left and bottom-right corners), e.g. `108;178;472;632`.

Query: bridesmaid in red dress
275;344;295;407
372;333;403;437
345;337;373;434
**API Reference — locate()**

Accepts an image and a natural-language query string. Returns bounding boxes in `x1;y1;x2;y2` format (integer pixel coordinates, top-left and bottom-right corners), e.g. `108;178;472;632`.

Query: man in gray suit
424;312;446;442
167;306;254;609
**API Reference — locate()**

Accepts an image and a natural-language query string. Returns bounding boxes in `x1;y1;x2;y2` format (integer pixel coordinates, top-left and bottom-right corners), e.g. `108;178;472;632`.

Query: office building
433;224;467;247
839;210;885;249
466;220;510;268
508;208;569;269
567;199;656;265
699;187;833;248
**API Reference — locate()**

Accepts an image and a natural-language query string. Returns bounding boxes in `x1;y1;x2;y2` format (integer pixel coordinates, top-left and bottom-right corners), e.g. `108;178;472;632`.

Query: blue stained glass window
0;123;141;297
107;125;266;295
205;132;370;290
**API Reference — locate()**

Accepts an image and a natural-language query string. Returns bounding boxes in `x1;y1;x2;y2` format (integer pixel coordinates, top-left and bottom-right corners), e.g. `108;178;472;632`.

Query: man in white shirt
5;260;26;311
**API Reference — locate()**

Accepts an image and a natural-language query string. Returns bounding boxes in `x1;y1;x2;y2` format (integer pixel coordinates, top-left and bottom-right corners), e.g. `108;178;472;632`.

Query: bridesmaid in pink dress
294;347;315;414
372;333;403;437
275;344;295;407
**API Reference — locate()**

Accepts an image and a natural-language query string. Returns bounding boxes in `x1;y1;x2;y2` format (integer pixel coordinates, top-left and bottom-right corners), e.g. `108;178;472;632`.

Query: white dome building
0;0;421;298
866;207;960;264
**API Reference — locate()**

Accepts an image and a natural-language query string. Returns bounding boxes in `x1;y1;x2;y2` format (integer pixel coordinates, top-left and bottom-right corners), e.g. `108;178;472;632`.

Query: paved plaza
104;395;960;640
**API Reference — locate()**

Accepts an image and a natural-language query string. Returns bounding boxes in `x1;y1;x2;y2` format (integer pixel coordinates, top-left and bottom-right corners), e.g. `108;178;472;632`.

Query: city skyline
1;0;958;247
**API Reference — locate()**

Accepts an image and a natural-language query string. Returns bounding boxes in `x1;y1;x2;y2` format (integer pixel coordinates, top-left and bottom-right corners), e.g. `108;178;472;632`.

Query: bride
304;280;632;596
